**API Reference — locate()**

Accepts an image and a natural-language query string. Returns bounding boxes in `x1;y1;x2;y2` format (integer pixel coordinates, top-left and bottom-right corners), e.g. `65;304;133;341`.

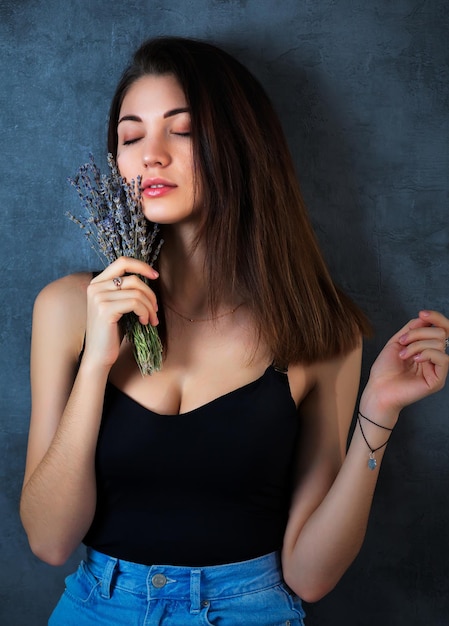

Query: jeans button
151;573;167;588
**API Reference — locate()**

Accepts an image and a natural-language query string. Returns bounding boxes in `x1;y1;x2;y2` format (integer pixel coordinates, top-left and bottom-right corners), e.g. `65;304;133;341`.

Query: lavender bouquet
67;153;164;375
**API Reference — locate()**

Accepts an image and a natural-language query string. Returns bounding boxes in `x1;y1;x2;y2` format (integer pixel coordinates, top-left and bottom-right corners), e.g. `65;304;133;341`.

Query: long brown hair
108;37;371;364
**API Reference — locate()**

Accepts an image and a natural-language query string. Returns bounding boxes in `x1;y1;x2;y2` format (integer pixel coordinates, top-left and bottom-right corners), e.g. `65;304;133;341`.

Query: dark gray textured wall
1;1;448;624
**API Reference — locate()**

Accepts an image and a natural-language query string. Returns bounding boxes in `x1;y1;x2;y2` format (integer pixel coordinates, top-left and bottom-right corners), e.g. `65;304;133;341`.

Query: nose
142;135;170;168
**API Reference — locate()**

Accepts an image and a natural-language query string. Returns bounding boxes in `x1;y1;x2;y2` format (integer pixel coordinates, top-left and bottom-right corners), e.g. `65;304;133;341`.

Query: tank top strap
272;362;288;375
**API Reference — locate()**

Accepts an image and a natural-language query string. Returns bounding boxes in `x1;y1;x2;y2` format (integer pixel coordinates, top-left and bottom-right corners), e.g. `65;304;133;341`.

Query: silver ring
112;276;122;289
445;338;449;349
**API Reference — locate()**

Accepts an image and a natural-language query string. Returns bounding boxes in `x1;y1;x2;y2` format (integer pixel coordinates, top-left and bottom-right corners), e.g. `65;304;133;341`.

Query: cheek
115;153;130;180
116;148;126;163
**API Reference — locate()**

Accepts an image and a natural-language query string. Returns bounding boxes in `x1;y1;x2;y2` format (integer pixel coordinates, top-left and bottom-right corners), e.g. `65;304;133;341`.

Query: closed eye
122;137;142;145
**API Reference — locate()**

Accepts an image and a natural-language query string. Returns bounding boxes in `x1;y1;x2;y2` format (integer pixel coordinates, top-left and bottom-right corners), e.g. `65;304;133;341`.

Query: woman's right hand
83;257;160;369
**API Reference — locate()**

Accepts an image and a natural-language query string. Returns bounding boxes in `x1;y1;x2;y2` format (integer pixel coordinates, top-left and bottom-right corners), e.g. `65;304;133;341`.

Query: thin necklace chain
164;301;243;323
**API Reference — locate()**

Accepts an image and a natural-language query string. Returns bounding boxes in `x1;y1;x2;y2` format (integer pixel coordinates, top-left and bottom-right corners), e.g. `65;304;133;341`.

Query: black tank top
84;365;300;566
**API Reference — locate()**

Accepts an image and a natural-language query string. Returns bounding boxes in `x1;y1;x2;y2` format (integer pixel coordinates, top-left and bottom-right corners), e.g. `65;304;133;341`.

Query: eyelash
122;132;190;146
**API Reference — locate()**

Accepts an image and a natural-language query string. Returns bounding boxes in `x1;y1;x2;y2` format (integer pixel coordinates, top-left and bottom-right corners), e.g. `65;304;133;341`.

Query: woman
20;37;449;625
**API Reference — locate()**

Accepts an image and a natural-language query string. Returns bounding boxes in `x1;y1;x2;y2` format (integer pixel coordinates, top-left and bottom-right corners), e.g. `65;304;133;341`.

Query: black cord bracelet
357;413;393;470
358;411;394;431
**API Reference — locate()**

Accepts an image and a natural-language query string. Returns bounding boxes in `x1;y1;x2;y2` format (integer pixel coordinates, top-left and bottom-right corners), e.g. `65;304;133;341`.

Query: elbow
20;500;78;566
31;548;71;567
295;585;335;605
281;542;362;604
21;516;73;567
28;541;72;567
283;566;338;604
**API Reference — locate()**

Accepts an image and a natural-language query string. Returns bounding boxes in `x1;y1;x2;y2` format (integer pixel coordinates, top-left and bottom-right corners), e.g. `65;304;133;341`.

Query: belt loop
189;569;201;614
100;556;118;599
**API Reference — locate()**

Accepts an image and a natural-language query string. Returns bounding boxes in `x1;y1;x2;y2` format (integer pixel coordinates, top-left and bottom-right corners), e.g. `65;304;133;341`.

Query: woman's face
116;74;200;225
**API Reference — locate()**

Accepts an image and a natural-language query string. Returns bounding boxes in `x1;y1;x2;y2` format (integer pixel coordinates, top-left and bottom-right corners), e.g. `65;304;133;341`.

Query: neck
158;227;212;314
158;229;240;318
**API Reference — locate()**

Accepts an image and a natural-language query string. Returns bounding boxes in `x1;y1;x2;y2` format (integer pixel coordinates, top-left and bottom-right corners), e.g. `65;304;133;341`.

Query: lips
142;178;176;198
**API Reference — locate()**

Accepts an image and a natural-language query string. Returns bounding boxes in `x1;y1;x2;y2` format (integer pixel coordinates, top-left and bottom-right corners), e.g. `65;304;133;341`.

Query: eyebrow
164;107;190;119
118;108;190;125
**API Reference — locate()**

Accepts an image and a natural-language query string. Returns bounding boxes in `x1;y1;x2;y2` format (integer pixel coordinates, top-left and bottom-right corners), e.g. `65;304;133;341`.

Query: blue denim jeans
48;548;306;625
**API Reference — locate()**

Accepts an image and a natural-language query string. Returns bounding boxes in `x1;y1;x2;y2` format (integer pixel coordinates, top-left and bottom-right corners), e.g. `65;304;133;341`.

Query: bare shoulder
35;271;92;310
33;272;92;359
287;338;363;408
299;340;363;448
309;339;363;390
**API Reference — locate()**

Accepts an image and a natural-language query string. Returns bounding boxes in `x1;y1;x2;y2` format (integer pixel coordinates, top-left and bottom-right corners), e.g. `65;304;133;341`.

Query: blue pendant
368;454;377;470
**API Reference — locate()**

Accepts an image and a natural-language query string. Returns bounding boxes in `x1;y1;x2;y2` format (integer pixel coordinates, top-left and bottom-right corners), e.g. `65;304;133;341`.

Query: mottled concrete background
1;1;448;624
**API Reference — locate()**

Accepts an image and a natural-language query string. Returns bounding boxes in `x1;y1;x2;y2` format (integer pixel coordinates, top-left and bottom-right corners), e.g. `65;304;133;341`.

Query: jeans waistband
86;548;284;613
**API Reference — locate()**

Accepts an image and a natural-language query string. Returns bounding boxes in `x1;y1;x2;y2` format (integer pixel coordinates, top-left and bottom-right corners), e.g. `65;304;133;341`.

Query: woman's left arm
282;310;449;602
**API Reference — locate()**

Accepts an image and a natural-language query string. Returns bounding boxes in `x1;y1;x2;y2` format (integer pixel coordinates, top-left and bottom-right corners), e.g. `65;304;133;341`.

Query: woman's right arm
20;259;159;566
20;272;109;566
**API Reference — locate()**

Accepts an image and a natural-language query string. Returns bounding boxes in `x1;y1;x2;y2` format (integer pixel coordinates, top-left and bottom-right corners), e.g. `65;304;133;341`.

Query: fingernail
399;349;407;357
399;334;408;344
421;310;430;317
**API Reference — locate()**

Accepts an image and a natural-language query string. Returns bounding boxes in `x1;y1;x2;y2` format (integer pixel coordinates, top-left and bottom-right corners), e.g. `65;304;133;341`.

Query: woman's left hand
362;310;449;419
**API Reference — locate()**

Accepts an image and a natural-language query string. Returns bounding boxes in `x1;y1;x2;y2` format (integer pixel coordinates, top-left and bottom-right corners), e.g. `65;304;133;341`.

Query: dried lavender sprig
122;313;163;375
67;153;164;375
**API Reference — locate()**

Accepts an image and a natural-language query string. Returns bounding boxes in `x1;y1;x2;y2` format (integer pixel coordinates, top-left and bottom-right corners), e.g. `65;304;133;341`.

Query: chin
142;206;198;226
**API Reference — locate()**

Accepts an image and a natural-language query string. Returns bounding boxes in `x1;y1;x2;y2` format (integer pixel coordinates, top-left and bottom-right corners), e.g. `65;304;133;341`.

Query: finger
399;338;448;360
108;274;158;312
88;282;159;326
387;311;449;346
386;317;425;345
419;310;449;336
398;325;447;350
114;288;158;326
118;294;158;326
412;348;449;365
91;257;159;284
100;291;158;326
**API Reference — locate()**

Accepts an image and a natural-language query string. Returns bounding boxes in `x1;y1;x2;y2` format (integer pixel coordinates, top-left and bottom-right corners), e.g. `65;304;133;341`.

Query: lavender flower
67;154;164;375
